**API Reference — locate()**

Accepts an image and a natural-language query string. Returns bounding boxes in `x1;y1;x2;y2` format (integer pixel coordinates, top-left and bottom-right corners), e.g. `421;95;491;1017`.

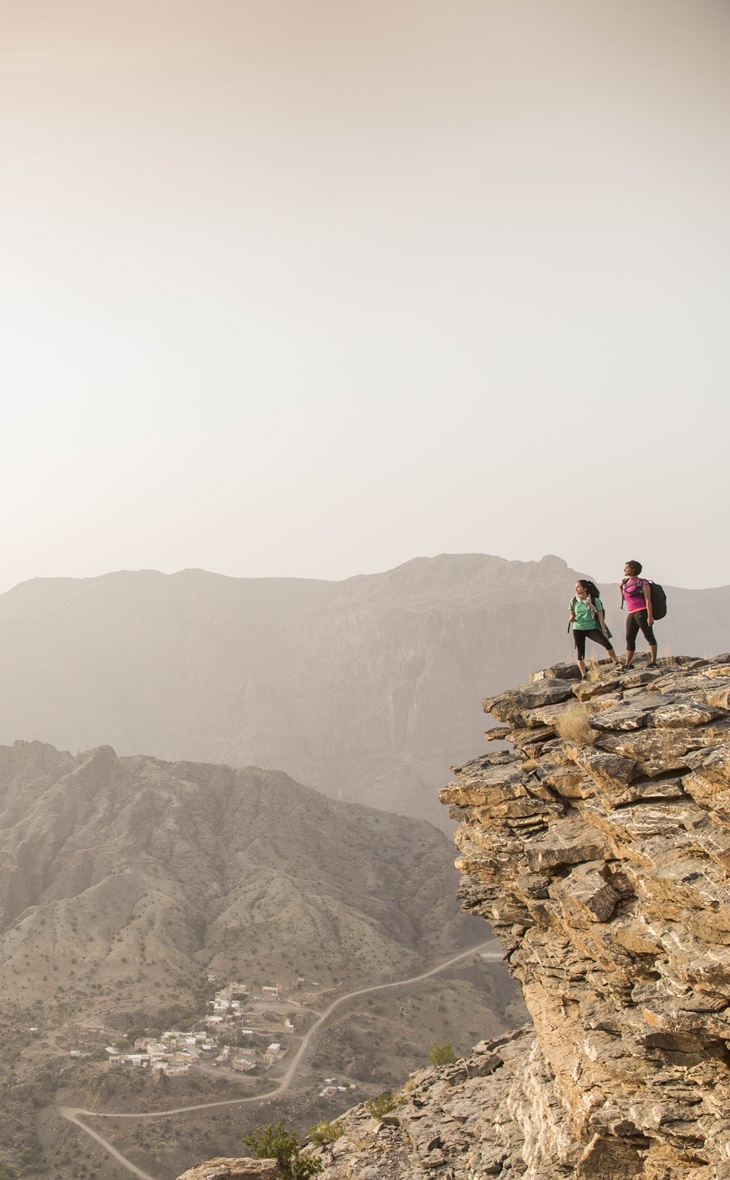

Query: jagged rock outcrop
436;653;730;1179
307;655;730;1178
301;1027;569;1178
185;655;730;1180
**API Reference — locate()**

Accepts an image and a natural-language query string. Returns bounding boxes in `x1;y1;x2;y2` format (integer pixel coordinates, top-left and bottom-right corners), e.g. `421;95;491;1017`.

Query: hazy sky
1;0;728;592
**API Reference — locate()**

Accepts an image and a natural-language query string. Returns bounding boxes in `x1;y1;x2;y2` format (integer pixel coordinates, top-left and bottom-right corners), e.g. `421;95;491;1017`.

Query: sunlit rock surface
304;655;730;1179
178;1161;282;1180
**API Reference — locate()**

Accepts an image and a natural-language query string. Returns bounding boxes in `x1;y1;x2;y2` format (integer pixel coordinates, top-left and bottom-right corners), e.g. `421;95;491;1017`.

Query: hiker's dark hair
625;560;643;576
577;579;600;600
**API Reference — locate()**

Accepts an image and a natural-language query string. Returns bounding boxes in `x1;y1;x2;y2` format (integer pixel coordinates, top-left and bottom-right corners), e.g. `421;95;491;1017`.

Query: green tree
241;1121;321;1180
429;1040;458;1066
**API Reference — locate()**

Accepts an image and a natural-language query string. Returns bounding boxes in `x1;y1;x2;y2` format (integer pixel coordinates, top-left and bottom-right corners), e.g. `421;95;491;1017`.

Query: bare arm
643;581;653;623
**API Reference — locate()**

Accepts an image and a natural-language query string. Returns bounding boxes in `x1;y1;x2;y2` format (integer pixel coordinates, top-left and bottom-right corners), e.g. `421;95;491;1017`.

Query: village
101;977;355;1100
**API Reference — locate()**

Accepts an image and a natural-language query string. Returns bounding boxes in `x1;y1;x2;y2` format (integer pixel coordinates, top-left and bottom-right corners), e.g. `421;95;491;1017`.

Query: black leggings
626;610;656;651
573;628;613;660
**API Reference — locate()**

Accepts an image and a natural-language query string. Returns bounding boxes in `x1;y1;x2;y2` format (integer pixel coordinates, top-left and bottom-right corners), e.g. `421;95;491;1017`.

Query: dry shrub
555;702;596;747
308;1120;343;1146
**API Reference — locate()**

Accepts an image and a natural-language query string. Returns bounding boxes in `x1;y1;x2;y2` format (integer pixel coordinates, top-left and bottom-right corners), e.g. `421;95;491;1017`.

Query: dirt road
60;939;503;1178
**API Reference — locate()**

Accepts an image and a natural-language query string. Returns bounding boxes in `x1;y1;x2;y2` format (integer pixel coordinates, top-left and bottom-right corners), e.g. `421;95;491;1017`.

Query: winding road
59;939;503;1180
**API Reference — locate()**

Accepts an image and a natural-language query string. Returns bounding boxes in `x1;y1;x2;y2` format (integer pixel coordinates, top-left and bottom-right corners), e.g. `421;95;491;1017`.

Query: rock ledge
184;655;730;1180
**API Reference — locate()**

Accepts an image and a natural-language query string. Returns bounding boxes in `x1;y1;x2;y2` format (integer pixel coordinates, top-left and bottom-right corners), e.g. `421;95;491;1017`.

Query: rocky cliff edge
190;654;730;1180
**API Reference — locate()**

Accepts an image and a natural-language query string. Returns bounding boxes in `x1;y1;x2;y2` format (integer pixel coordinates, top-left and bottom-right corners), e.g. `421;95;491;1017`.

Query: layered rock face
189;656;730;1180
438;654;730;1178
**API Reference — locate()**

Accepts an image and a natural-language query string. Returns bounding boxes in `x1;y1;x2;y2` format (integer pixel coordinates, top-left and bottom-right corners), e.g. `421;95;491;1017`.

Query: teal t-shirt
572;596;603;631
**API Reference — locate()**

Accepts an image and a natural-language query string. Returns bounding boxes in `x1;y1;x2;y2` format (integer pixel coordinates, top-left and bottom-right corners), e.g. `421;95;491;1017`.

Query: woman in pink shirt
620;559;658;670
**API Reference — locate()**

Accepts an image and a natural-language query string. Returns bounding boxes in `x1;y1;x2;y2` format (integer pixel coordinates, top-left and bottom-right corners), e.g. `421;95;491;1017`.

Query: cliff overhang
438;653;730;1178
185;655;730;1180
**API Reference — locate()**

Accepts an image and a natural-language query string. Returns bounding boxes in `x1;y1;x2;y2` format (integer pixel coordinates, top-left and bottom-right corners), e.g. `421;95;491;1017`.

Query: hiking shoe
647;662;659;669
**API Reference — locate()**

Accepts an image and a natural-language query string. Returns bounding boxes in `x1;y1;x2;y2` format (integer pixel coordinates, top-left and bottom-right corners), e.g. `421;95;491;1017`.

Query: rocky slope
0;556;727;826
0;746;526;1180
0;741;474;1022
289;653;730;1179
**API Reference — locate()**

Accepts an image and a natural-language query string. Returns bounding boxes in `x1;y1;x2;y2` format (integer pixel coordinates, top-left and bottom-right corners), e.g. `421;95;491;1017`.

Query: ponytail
576;579;601;601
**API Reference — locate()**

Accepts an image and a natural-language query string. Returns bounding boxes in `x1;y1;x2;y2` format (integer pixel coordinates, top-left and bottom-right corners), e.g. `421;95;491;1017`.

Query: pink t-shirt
622;577;647;613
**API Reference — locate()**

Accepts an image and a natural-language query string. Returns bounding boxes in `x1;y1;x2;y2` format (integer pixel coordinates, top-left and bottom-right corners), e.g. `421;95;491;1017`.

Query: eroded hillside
0;743;473;1018
0;743;523;1180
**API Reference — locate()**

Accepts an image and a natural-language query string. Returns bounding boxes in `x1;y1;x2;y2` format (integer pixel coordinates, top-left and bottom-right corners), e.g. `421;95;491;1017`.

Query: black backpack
647;580;668;620
621;578;667;620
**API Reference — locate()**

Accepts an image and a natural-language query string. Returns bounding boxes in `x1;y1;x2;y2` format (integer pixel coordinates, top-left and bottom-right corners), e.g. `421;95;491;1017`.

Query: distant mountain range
0;554;726;824
0;741;473;1023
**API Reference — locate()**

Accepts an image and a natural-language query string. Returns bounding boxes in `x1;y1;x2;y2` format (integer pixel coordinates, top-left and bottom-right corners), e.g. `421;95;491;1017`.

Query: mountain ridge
0;554;726;825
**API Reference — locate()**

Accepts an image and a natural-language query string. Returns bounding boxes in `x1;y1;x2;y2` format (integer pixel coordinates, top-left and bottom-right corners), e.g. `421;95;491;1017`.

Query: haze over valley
1;1;728;1175
0;549;725;1178
0;554;727;826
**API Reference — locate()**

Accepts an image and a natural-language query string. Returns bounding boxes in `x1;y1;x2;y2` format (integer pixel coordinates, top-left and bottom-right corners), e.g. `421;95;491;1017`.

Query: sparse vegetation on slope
242;1122;321;1180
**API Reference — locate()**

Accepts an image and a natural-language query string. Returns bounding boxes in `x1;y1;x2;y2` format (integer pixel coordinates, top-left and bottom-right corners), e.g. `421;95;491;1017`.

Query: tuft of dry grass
308;1119;344;1145
554;702;596;747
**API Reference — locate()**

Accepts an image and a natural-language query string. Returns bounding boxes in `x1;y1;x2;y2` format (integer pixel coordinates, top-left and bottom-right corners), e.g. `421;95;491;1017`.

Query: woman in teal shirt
569;579;620;679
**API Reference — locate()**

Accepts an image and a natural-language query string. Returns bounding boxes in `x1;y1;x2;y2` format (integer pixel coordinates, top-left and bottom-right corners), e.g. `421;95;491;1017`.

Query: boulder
177;1161;282;1180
